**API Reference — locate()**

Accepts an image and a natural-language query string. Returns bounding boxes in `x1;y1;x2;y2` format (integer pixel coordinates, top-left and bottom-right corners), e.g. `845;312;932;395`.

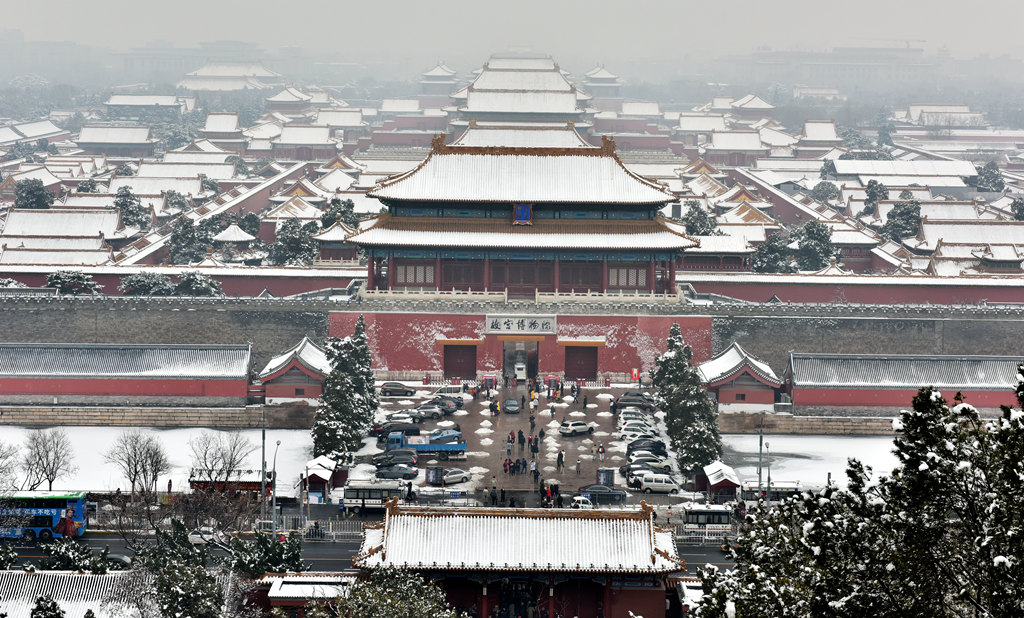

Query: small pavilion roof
312;220;356;242
699;342;781;387
266;87;312;103
212;224;255;243
259;337;331;379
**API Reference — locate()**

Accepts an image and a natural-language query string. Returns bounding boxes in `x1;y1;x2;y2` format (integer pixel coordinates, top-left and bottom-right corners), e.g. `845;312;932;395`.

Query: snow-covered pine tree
224;530;305;578
29;596;64;618
174;270;224;296
0;542;16;569
339;567;465;617
650;323;722;473
793;221;834;271
312;316;377;458
751;232;794;274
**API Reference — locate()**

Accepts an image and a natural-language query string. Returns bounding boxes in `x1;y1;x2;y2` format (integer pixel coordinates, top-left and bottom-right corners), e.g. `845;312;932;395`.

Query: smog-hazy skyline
10;0;1024;75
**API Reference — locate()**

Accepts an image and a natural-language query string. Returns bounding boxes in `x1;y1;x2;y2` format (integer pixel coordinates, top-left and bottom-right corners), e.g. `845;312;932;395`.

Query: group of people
502;456;539;482
505;429;545;458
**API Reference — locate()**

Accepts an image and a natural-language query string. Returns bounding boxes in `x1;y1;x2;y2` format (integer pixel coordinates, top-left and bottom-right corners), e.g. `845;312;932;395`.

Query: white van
433;385;464;397
640;474;680;494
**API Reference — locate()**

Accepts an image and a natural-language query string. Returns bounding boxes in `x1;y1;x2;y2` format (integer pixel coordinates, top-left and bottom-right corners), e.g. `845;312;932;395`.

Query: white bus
739;481;803;508
339;480;406;514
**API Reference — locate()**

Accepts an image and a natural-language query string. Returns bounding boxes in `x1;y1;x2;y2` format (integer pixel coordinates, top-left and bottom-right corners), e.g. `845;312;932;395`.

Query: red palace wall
0;377;246;398
328;312;711;376
792;387;1019;409
686;277;1024;305
0;271;354;298
717;384;776;404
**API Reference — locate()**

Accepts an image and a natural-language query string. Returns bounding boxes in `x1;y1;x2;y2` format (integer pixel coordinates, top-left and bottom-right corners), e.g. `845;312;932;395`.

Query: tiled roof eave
705;364;782;388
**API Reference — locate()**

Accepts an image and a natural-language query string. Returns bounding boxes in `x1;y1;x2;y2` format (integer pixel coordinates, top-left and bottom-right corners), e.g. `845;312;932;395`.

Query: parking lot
365;381;682;506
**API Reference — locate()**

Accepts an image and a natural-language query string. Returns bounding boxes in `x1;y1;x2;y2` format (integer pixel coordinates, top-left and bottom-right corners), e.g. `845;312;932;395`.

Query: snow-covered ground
3;426;314;498
722;434;899;489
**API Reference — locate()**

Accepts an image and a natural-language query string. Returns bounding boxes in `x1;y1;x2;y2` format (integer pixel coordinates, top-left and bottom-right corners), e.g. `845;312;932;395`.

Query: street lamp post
271;440;281;537
757;414;764;502
765;441;772;508
260;408;266;521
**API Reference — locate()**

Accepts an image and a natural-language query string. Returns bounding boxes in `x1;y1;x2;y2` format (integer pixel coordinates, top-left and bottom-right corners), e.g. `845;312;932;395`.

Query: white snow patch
586;404;598;409
356;437;382;456
596;393;615;400
596;411;613;417
436;420;455;428
480;420;493;427
348;463;377;481
543;466;557;472
562;396;574;402
546;420;560;428
468;466;489;474
480;438;494;446
593;431;610;437
569;411;586;417
453;410;469;416
475;428;494;435
465;451;489;458
397;400;414;406
552;402;569;408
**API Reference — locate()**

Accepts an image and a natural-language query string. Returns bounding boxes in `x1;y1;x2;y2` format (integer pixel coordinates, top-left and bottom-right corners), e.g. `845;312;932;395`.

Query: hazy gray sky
12;0;1024;71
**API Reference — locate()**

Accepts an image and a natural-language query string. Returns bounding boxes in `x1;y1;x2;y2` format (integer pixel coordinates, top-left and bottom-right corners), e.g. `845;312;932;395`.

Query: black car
576;484;627;505
626;439;667;457
616;396;656;412
430;395;464;409
622;391;656;403
376;422;420;443
372;448;418;467
504;398;520;414
425;400;458;415
380;382;416;397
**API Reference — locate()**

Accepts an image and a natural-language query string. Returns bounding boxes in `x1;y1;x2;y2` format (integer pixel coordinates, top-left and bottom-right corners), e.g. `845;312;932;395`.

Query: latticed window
609;267;647;288
395;263;435;285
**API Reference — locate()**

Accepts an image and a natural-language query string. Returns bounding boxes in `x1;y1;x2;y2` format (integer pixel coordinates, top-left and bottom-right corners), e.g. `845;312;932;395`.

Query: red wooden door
443;345;477;378
564;347;597;380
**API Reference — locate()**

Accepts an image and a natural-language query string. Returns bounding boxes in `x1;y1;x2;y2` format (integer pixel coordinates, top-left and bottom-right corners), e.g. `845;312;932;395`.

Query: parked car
615;396;656;412
619;430;659;443
384;411;416;423
576;484;627;505
640;474;681;494
618;409;654;421
617;419;657;433
414;404;445;419
380;382;416;397
427;467;472;486
428;399;459;415
432;385;465;397
376;422;420;442
570;496;594;510
430;395;464;409
504;398;520;414
619;462;657;481
375;464;419;480
372;448;417;467
626;439;667;457
187;528;229;546
622;391;656;403
627;454;672;472
558;421;595;436
429;429;462;443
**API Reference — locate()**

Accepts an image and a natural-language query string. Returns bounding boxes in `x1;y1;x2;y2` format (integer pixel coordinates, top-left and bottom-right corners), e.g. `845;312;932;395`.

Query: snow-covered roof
450;123;594;149
706;131;766;151
201;112;241;133
789;353;1024;390
177;76;271;91
266;574;355;601
212;224;255;243
910;221;1024;252
312;220;356;242
186;61;280;78
380;98;421;113
370;138;675;205
264;195;323;220
683;233;754;255
273;125;334;146
0;343;250;379
677;114;727;133
0;571;139;618
584;65;619;80
315;168;357;192
348;215;695;251
181;138;231;153
78;125;154;144
108;176;203;196
162;151;232;164
10;166;62;187
0;208;124;238
314;109;366;128
354;503;682;574
800;120;840;142
423;63;457;78
12;120;66;140
105;95;181;107
718;201;778;224
620;101;661;117
759;127;798;147
259;337;330;379
266;87;312;103
486;56;557;71
243;122;283;140
471;69;573;92
907;104;972;122
0;247;113;265
859;175;966;188
137;162;236;180
731;94;774;110
699;342;780;387
462;90;582;114
702;461;740;487
834;159;977;177
685;173;728;198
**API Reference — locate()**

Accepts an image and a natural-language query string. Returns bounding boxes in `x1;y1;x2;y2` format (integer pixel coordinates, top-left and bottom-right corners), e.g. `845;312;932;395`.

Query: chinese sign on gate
484;315;557;335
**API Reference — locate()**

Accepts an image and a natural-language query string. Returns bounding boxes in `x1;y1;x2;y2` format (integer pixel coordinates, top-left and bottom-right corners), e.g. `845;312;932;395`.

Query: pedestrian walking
533;468;540;484
557;450;564;471
529;415;536;432
492;476;497;492
611;400;617;415
599;443;605;460
506;439;512;456
572;390;579;404
500;488;506;504
521;394;526;409
491;489;498;505
503;458;510;474
518;430;525;451
538;428;545;441
576;459;581;475
521;457;527;473
583;395;588;409
591;444;597;458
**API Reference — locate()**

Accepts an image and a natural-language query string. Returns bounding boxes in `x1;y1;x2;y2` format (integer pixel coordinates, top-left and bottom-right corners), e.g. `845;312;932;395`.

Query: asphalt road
12;531;733;574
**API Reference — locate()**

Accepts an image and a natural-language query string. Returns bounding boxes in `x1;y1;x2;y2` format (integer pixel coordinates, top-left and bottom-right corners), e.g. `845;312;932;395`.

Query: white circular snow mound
552;402;569;408
475;428;494;435
586;403;598;409
562;396;574;402
593;431;610;437
480;420;493;427
436;420;455;428
468;466;490;475
596;411;613;417
546;420;560;428
453;410;469;416
576;445;589;451
397;400;414;406
465;451;488;458
543;466;556;472
480;438;494;446
596;393;615;400
569;411;586;417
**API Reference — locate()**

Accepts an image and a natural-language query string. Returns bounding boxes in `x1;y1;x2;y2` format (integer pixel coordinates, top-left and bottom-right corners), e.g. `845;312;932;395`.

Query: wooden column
480;581;489;618
435;257;442;291
669;257;676;293
483;257;490;291
648;261;655;293
601;260;609;293
547;580;555;618
367;257;376;290
553;257;560;293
